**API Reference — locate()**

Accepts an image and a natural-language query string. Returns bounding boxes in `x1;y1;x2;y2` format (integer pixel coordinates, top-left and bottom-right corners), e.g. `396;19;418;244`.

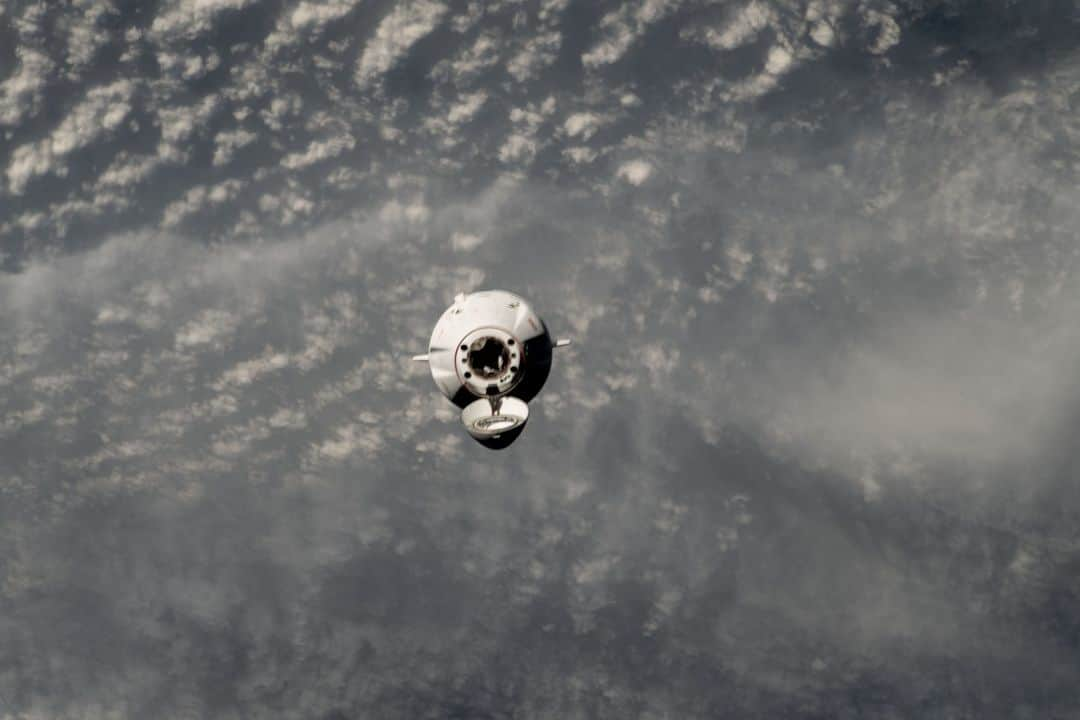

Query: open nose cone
461;397;530;449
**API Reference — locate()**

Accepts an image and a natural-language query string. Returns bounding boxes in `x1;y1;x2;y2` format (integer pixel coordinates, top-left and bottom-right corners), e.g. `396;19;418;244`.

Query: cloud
161;179;246;227
2;2;1080;716
616;159;653;185
281;134;356;170
157;95;221;161
498;133;537;164
563;111;607;140
506;31;561;82
0;47;52;126
175;308;240;349
431;31;502;85
150;0;257;41
95;153;162;188
563;146;599;165
3;149;1080;714
212;128;258;167
290;0;361;30
735;288;1080;471
61;0;120;72
683;0;775;51
6;80;135;194
446;91;487;125
262;0;363;53
423;90;489;147
862;7;901;55
311;420;384;461
582;0;682;68
355;0;448;89
450;231;484;252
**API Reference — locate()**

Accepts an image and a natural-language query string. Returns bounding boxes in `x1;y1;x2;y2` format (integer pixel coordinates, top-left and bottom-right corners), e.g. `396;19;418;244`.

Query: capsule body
424;290;556;449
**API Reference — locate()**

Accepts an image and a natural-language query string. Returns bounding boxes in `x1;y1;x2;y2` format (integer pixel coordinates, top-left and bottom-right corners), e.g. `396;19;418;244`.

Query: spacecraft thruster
412;290;571;449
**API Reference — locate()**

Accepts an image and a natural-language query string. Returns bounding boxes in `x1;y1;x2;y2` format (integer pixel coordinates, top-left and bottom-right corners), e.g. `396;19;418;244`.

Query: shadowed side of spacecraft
412;290;571;449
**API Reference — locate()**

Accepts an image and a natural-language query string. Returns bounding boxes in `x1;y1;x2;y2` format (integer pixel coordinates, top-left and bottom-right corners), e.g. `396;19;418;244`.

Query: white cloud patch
582;0;681;68
212;128;258;166
810;20;836;46
175;309;240;350
96;153;162;189
806;0;844;48
424;91;488;146
290;0;361;30
6;80;135;194
181;51;222;81
538;0;571;23
0;47;53;127
721;40;799;101
312;420;383;462
450;232;484;252
506;31;561;82
676;0;807;101
564;112;607;141
158;95;221;161
259;187;319;226
430;32;502;84
616;159;653;185
262;0;362;52
356;0;448;89
216;349;292;388
446;91;487;125
281;134;357;170
683;0;774;51
377;197;431;227
862;9;901;55
61;0;118;72
260;93;302;132
150;0;258;42
498;133;537;164
563;146;599;165
582;7;639;68
752;297;1080;472
765;44;794;75
162;179;246;227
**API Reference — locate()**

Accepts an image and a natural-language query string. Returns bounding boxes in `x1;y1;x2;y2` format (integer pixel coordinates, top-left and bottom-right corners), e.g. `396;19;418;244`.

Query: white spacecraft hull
414;290;569;449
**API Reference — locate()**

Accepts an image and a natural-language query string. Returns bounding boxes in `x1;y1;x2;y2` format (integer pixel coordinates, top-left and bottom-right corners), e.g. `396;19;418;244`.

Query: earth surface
1;0;1079;717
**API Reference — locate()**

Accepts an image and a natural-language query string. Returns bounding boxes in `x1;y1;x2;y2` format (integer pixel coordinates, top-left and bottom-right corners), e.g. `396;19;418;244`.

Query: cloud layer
2;0;1080;717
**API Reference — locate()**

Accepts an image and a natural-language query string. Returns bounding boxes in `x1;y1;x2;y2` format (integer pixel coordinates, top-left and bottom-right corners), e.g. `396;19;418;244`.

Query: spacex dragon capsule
412;290;571;449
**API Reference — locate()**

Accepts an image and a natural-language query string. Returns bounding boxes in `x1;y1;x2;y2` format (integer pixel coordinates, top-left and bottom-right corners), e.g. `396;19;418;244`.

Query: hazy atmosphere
2;0;1080;716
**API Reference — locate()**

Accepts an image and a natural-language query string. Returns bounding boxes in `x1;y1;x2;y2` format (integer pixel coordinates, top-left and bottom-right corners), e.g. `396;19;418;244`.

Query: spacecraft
412;290;571;449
